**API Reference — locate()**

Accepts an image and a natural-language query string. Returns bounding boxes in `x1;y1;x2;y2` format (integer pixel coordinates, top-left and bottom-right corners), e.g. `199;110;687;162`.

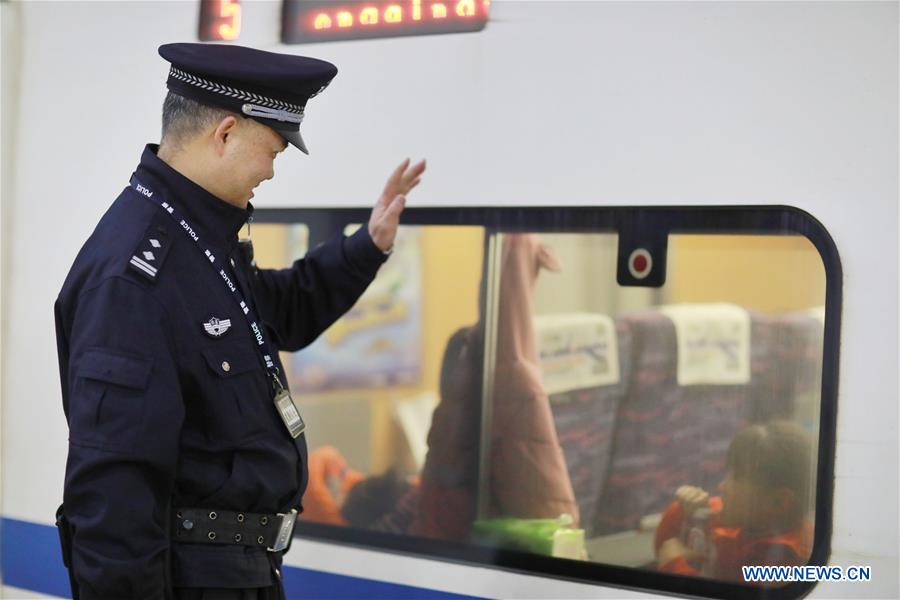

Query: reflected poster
291;227;422;392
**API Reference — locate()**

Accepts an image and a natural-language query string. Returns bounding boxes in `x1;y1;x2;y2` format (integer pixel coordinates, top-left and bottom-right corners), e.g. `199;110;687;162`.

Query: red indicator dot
633;255;648;273
627;248;653;280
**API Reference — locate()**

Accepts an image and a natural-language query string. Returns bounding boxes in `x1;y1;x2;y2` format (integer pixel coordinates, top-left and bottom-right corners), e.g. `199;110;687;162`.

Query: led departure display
281;0;489;44
198;0;242;41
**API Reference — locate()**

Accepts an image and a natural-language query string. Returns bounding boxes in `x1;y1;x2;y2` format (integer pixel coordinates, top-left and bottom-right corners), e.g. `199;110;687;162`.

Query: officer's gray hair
160;91;235;147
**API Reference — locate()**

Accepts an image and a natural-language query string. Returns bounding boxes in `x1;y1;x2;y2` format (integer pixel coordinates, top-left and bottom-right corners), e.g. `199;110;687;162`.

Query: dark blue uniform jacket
55;145;387;599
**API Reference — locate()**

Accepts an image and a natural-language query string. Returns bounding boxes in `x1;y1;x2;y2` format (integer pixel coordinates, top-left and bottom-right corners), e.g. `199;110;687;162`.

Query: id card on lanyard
129;175;306;439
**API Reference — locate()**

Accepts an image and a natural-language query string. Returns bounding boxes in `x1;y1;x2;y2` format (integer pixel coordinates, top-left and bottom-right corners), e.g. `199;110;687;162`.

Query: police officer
54;43;426;600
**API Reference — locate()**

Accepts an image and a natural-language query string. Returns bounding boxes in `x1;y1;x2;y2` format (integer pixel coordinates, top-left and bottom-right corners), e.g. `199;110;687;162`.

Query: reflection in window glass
256;224;486;529
252;224;825;589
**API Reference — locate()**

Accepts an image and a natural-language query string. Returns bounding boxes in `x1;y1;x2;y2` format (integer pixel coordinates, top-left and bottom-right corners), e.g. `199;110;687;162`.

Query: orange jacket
299;446;364;526
655;496;812;582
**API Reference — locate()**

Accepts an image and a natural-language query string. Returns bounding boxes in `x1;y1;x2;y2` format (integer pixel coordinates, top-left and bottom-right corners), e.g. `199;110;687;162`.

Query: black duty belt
174;507;297;552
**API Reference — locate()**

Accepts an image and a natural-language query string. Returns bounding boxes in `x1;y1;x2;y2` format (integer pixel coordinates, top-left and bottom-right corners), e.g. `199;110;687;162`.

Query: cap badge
204;317;232;338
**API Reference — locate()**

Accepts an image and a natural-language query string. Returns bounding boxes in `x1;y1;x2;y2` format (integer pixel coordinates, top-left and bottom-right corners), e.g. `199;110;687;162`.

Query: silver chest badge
203;317;232;338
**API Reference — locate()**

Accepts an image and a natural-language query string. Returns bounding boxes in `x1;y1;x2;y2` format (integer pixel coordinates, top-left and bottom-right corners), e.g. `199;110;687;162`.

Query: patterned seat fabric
548;319;631;537
769;311;824;433
591;310;789;535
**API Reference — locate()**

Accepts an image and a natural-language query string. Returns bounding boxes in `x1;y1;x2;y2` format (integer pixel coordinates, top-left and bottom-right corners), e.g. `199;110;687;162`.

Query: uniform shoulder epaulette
128;219;172;283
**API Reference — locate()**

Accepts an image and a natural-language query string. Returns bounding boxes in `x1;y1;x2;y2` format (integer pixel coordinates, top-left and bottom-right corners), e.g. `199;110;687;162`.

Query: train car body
1;1;896;598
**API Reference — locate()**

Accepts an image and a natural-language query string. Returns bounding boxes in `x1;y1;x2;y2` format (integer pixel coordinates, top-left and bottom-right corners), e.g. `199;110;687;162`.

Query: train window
250;208;839;600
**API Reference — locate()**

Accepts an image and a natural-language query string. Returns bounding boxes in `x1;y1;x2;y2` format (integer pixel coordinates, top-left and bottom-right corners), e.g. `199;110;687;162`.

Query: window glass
255;223;485;529
477;233;823;584
250;220;828;594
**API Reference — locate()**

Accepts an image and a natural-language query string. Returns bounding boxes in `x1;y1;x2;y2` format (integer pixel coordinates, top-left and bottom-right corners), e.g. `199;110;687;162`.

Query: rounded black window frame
255;205;840;600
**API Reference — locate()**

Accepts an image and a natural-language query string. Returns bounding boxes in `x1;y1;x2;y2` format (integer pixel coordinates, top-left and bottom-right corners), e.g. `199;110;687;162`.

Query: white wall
2;1;897;597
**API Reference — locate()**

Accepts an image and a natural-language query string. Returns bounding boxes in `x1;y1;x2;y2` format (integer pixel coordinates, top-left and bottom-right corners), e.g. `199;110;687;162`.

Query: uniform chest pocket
69;348;153;453
199;341;271;444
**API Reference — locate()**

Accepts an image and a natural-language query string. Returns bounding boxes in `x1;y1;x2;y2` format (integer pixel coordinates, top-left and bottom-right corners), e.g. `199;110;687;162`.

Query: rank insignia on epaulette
129;223;171;282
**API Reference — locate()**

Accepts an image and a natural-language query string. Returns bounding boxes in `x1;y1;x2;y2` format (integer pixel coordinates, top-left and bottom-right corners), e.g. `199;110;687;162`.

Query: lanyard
128;175;284;394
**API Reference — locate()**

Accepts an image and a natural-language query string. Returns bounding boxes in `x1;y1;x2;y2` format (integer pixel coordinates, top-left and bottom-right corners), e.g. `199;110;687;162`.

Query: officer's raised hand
368;158;426;252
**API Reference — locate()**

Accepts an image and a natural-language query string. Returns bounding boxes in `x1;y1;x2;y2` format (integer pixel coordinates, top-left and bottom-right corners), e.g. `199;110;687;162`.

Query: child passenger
654;420;814;582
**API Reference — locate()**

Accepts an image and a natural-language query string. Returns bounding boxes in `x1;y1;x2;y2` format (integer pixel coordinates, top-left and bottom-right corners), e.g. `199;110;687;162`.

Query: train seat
535;313;632;537
591;305;786;535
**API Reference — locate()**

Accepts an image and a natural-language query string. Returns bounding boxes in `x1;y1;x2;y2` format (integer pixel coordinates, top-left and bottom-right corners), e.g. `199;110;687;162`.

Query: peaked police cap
158;43;338;154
